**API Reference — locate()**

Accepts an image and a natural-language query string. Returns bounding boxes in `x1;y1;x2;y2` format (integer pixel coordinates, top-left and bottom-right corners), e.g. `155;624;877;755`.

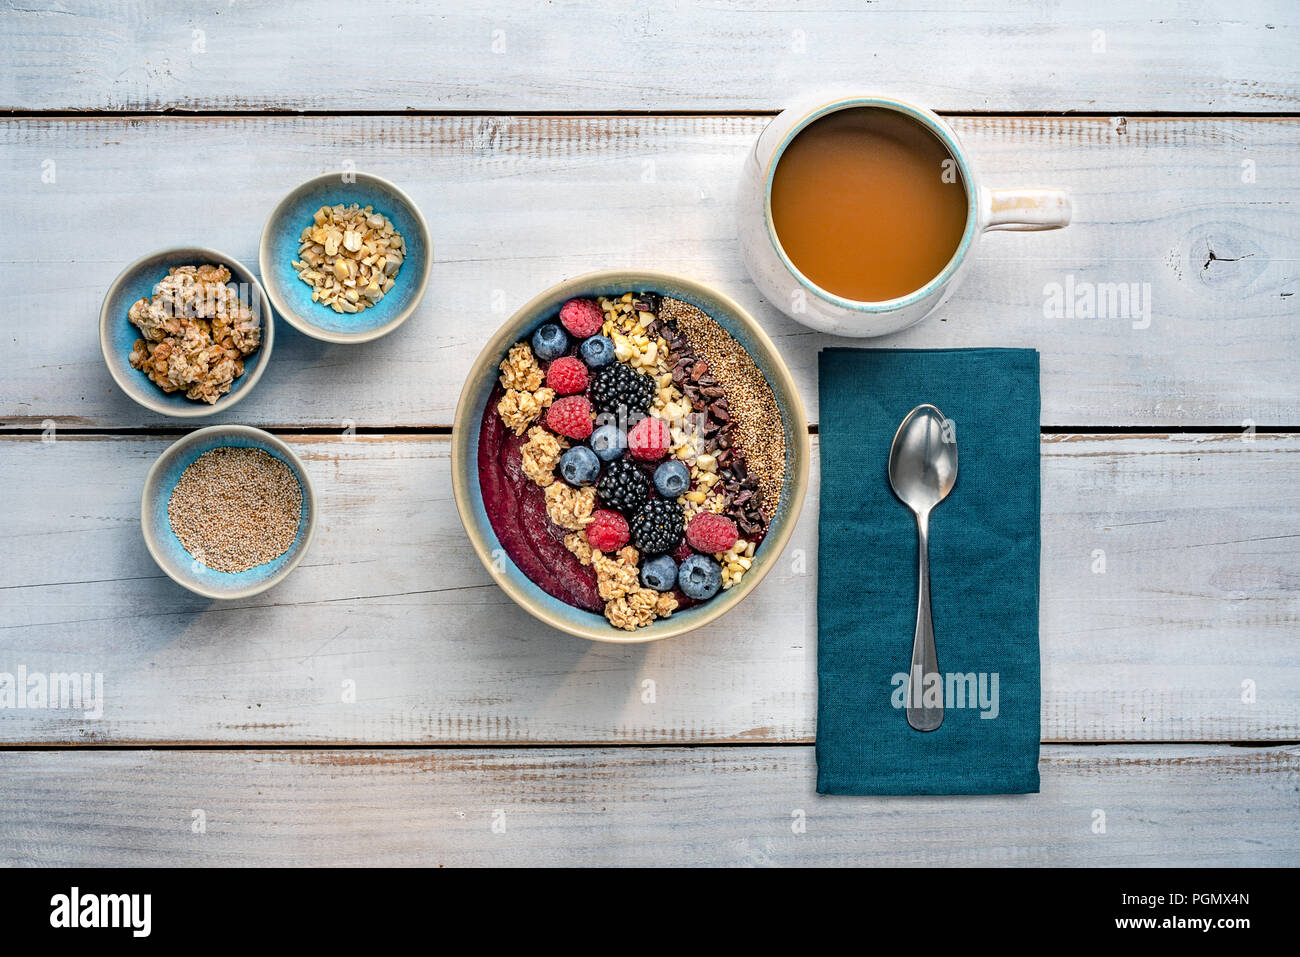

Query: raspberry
627;415;671;462
585;510;629;553
546;356;588;395
559;298;604;338
686;513;738;554
546;395;593;439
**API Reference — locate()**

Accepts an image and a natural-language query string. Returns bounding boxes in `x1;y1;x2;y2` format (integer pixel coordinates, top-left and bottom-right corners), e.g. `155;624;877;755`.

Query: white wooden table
2;1;1297;866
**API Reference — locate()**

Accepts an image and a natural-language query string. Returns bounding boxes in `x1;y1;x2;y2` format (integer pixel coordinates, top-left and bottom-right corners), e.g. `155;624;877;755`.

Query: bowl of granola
259;171;431;344
451;271;810;643
100;247;274;418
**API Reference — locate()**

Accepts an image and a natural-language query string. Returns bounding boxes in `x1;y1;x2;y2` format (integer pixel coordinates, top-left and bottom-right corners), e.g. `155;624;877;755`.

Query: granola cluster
592;546;641;599
519;426;566;487
606;588;678;631
563;532;594;565
591;545;678;630
127;264;261;404
543;483;596;531
496;343;555;434
499;343;545;392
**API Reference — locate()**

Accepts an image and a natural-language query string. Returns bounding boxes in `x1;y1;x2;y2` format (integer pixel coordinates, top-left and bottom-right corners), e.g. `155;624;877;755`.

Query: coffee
770;107;968;302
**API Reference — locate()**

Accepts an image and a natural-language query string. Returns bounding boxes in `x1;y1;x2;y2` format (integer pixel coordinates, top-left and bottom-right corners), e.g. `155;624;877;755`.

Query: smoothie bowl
451;271;809;643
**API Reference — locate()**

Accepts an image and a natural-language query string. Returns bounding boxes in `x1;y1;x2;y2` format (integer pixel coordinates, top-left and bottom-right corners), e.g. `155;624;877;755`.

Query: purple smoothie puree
477;385;604;612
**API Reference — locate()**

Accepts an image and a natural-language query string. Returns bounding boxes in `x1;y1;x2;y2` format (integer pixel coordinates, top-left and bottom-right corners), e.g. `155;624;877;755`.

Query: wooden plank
0;432;1295;745
7;115;1300;429
1;1;1296;113
0;745;1294;866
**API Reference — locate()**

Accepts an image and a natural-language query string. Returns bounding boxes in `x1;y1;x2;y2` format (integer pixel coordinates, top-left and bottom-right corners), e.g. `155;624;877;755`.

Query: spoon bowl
889;404;958;515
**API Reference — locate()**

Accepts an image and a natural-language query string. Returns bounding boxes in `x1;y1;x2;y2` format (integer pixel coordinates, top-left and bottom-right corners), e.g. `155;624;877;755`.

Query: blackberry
630;499;685;555
597;458;650;515
590;363;654;416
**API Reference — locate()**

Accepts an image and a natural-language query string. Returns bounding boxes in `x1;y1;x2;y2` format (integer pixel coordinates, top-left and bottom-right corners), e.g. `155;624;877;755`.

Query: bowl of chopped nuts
259;171;432;344
100;247;274;418
141;425;318;600
451;271;810;642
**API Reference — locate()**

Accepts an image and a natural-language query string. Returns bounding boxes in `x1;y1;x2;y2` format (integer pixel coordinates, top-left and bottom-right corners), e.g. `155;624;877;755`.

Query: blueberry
559;446;601;486
589;424;626;462
531;323;568;361
653;460;690;498
640;554;678;592
580;335;616;368
678;554;722;600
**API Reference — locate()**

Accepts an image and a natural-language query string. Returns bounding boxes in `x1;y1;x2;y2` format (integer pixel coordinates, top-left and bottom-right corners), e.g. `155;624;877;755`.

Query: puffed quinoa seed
168;447;303;573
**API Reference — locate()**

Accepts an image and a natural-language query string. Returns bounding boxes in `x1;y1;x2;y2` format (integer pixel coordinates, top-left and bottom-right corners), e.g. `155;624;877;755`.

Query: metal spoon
888;404;958;732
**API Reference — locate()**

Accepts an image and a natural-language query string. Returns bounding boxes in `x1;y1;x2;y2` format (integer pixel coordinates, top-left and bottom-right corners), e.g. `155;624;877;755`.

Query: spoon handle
908;511;943;731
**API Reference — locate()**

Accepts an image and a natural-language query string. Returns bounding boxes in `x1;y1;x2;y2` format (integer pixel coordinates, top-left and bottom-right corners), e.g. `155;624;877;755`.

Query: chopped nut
716;539;752;590
294;203;405;315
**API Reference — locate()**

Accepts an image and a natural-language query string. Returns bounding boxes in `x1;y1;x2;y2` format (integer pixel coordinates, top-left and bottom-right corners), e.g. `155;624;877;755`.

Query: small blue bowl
141;426;318;599
259;171;432;343
100;247;274;418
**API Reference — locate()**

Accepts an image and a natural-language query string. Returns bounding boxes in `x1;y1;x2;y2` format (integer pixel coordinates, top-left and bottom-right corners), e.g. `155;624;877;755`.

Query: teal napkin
816;348;1041;795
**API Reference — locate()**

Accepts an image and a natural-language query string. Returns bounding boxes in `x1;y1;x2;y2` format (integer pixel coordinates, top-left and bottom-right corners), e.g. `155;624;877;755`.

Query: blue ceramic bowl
259;171;432;343
100;247;274;418
450;270;811;643
142;426;318;599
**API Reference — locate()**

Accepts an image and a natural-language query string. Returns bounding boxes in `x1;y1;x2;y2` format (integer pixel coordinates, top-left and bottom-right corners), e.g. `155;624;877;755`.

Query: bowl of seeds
259;171;431;344
141;425;318;599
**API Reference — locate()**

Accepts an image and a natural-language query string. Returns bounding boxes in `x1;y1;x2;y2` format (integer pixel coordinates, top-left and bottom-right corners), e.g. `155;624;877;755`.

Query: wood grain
2;1;1296;113
1;432;1294;745
0;745;1294;866
4;0;1296;872
7;115;1300;429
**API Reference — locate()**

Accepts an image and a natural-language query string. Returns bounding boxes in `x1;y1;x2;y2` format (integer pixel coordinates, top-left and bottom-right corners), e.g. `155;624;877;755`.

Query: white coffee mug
738;95;1071;338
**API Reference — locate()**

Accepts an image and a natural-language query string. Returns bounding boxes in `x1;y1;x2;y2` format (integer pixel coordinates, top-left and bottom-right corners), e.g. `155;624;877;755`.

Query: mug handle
980;187;1072;231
